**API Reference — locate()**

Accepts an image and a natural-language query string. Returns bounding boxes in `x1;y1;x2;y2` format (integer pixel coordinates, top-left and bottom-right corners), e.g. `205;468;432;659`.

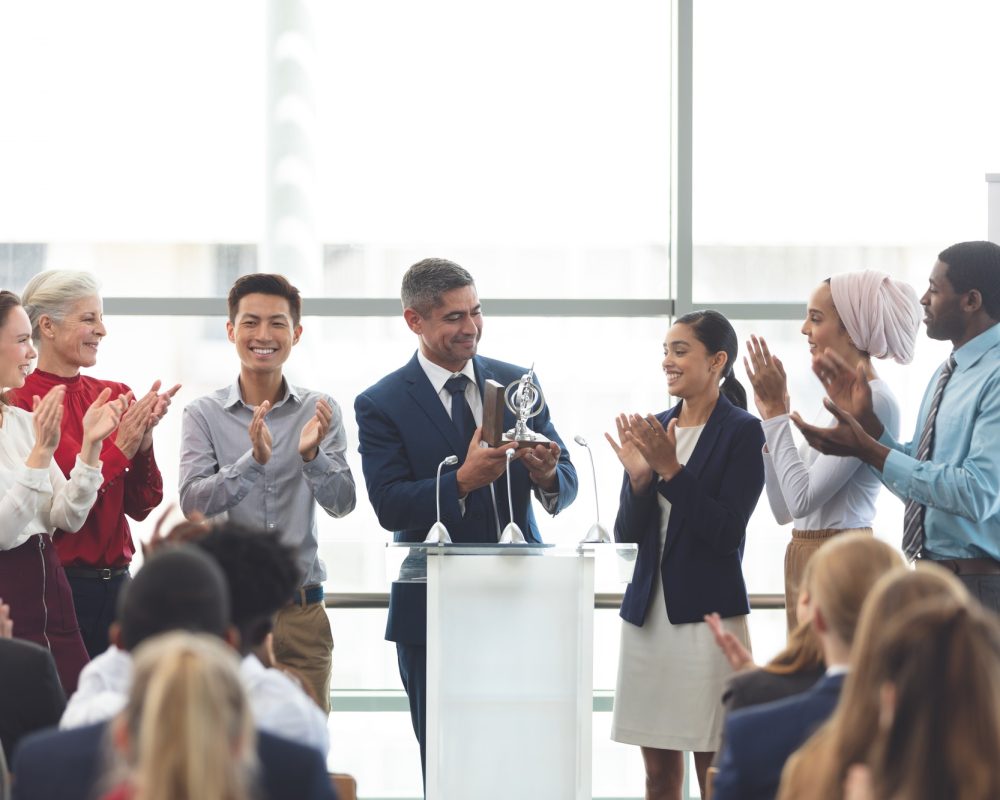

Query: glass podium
387;542;637;800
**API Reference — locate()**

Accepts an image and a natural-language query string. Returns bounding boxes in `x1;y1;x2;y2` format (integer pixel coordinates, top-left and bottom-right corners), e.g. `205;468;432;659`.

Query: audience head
866;595;1000;800
765;557;824;677
0;290;35;405
227;273;302;328
777;565;969;800
400;257;475;317
805;533;903;658
109;631;257;800
924;241;1000;343
824;271;921;364
193;523;301;656
19;270;104;373
115;546;233;652
670;309;748;410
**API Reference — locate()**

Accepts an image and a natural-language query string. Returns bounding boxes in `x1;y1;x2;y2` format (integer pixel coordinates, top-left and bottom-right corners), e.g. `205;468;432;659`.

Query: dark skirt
0;533;90;694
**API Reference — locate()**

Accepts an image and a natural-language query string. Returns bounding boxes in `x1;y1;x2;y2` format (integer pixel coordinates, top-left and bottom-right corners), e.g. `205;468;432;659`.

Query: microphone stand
424;455;459;544
575;435;611;543
498;449;527;543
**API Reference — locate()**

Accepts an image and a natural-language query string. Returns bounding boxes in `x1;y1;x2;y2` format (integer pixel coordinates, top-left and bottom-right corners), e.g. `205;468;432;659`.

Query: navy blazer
355;353;578;643
712;671;846;800
615;394;765;626
12;721;338;800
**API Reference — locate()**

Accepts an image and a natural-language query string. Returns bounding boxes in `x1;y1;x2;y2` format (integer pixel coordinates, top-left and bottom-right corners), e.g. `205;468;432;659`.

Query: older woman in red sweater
12;271;179;657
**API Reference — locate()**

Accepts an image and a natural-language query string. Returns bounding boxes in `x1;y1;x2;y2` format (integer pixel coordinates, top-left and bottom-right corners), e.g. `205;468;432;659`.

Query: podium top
386;542;637;583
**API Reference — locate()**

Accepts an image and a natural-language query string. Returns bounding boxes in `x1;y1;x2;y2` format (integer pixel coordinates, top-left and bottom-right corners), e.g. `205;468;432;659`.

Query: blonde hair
777;566;969;800
19;269;100;343
869;596;1000;800
806;533;903;648
764;557;824;676
113;632;257;800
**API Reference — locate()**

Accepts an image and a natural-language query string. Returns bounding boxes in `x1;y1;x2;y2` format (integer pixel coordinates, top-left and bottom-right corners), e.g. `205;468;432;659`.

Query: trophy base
502;429;551;448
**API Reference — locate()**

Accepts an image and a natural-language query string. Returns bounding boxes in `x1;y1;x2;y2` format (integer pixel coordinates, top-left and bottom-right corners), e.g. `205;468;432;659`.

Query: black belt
63;566;130;581
290;584;325;606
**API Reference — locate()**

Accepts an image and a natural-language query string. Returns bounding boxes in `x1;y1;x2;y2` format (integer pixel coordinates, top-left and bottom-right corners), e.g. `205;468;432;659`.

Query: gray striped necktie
901;355;957;561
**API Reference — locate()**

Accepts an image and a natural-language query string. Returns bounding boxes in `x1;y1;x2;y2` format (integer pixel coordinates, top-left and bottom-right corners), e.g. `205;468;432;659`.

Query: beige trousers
273;601;334;714
783;527;873;634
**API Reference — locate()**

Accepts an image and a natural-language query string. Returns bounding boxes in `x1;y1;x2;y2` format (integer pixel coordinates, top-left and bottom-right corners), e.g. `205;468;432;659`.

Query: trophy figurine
500;365;551;448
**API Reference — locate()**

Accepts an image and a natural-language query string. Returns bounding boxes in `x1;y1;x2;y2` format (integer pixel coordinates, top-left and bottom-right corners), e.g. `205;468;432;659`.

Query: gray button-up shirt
179;379;356;585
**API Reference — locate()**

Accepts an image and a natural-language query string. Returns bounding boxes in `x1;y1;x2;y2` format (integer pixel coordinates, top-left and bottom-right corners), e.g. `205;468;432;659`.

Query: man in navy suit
354;258;578;777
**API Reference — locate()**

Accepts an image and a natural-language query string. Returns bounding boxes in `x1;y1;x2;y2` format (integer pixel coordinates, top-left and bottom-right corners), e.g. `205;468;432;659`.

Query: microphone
423;455;459;544
574;435;611;543
498;448;527;543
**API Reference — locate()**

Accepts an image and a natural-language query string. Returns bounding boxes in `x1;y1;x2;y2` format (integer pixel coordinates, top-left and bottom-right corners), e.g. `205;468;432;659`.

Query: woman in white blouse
744;271;920;632
0;290;126;693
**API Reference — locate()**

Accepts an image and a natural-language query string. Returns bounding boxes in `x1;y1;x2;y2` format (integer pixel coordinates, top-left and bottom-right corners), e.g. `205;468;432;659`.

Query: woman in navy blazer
606;310;765;800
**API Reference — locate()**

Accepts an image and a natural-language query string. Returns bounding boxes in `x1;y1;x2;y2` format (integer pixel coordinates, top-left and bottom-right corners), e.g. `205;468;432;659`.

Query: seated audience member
0;600;66;766
777;564;970;800
193;523;330;753
712;533;903;800
841;596;1000;800
60;545;234;728
100;632;258;800
62;523;330;757
708;558;825;714
12;548;337;800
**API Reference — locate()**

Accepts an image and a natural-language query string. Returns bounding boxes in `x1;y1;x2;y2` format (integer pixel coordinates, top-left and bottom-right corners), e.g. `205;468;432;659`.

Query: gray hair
20;270;101;343
400;258;475;316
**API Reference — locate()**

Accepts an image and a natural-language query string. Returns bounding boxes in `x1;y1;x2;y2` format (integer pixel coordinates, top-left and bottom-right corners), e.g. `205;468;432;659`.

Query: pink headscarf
829;270;921;364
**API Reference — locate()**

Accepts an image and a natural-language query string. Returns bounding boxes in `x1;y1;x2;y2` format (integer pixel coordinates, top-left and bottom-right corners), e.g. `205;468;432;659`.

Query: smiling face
226;292;301;376
662;322;727;400
38;295;106;374
0;304;38;391
920;260;969;343
801;283;855;360
404;284;483;372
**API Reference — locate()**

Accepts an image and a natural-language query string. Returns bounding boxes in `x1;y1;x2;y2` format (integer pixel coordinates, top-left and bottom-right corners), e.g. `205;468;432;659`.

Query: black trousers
67;572;129;658
956;573;1000;614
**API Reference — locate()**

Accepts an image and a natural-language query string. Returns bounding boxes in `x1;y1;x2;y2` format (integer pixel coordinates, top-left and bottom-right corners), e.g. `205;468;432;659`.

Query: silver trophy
501;365;551;448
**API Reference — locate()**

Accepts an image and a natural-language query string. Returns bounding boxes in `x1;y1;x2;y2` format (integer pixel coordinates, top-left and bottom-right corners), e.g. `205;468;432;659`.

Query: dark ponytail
675;309;748;410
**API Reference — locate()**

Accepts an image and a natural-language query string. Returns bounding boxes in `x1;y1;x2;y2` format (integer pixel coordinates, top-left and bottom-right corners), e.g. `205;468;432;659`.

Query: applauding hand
81;387;129;466
812;348;882;437
26;385;66;468
744;335;790;420
249;401;273;465
298;398;333;462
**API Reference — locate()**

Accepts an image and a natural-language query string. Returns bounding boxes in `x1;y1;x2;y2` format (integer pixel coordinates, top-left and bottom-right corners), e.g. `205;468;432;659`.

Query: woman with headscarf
744;270;920;632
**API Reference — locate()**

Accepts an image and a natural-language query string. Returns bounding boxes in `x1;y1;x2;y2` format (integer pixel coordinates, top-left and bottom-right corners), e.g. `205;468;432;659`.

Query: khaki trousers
273;601;333;713
783;527;873;634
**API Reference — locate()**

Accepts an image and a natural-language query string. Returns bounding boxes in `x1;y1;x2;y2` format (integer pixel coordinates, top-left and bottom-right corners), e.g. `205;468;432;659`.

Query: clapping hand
114;388;154;459
704;612;754;671
790;398;887;470
0;598;12;638
812;348;882;438
744;335;790;419
139;381;182;452
249;401;273;465
81;387;129;466
298;398;333;462
27;385;66;467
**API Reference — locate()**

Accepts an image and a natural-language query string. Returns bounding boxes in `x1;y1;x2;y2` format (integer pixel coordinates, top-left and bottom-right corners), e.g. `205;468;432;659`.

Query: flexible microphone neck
436;455;459;523
575;436;600;523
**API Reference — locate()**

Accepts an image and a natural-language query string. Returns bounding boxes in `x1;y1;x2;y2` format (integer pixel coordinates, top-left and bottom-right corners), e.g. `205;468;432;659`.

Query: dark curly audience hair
194;523;303;652
938;241;1000;320
675;309;748;409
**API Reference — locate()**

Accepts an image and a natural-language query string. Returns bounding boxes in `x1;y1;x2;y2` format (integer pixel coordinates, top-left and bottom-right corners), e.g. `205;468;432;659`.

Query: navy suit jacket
355;353;578;644
12;721;337;800
0;638;66;766
712;671;846;800
615;394;765;626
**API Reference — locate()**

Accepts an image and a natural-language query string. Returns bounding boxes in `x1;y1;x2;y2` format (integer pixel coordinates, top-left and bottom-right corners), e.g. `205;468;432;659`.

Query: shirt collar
223;377;299;409
416;350;477;395
953;322;1000;372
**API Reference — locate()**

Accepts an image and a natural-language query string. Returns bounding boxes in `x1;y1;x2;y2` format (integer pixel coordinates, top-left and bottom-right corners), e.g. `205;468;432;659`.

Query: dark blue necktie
444;374;476;445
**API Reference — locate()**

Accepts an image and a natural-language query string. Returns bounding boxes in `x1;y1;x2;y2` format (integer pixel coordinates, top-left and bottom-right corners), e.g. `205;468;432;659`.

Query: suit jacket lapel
662;395;733;559
403;354;467;457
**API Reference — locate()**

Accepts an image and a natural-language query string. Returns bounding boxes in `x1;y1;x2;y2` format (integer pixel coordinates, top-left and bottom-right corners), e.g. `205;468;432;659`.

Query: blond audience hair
777;565;970;800
109;632;258;800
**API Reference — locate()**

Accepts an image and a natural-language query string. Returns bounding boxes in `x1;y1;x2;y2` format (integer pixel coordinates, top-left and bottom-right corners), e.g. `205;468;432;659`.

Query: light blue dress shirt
179;378;356;585
879;323;1000;560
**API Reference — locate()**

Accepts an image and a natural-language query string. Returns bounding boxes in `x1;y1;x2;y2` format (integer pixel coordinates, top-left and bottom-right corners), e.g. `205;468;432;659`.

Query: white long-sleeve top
762;379;900;530
0;405;103;551
62;647;331;757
